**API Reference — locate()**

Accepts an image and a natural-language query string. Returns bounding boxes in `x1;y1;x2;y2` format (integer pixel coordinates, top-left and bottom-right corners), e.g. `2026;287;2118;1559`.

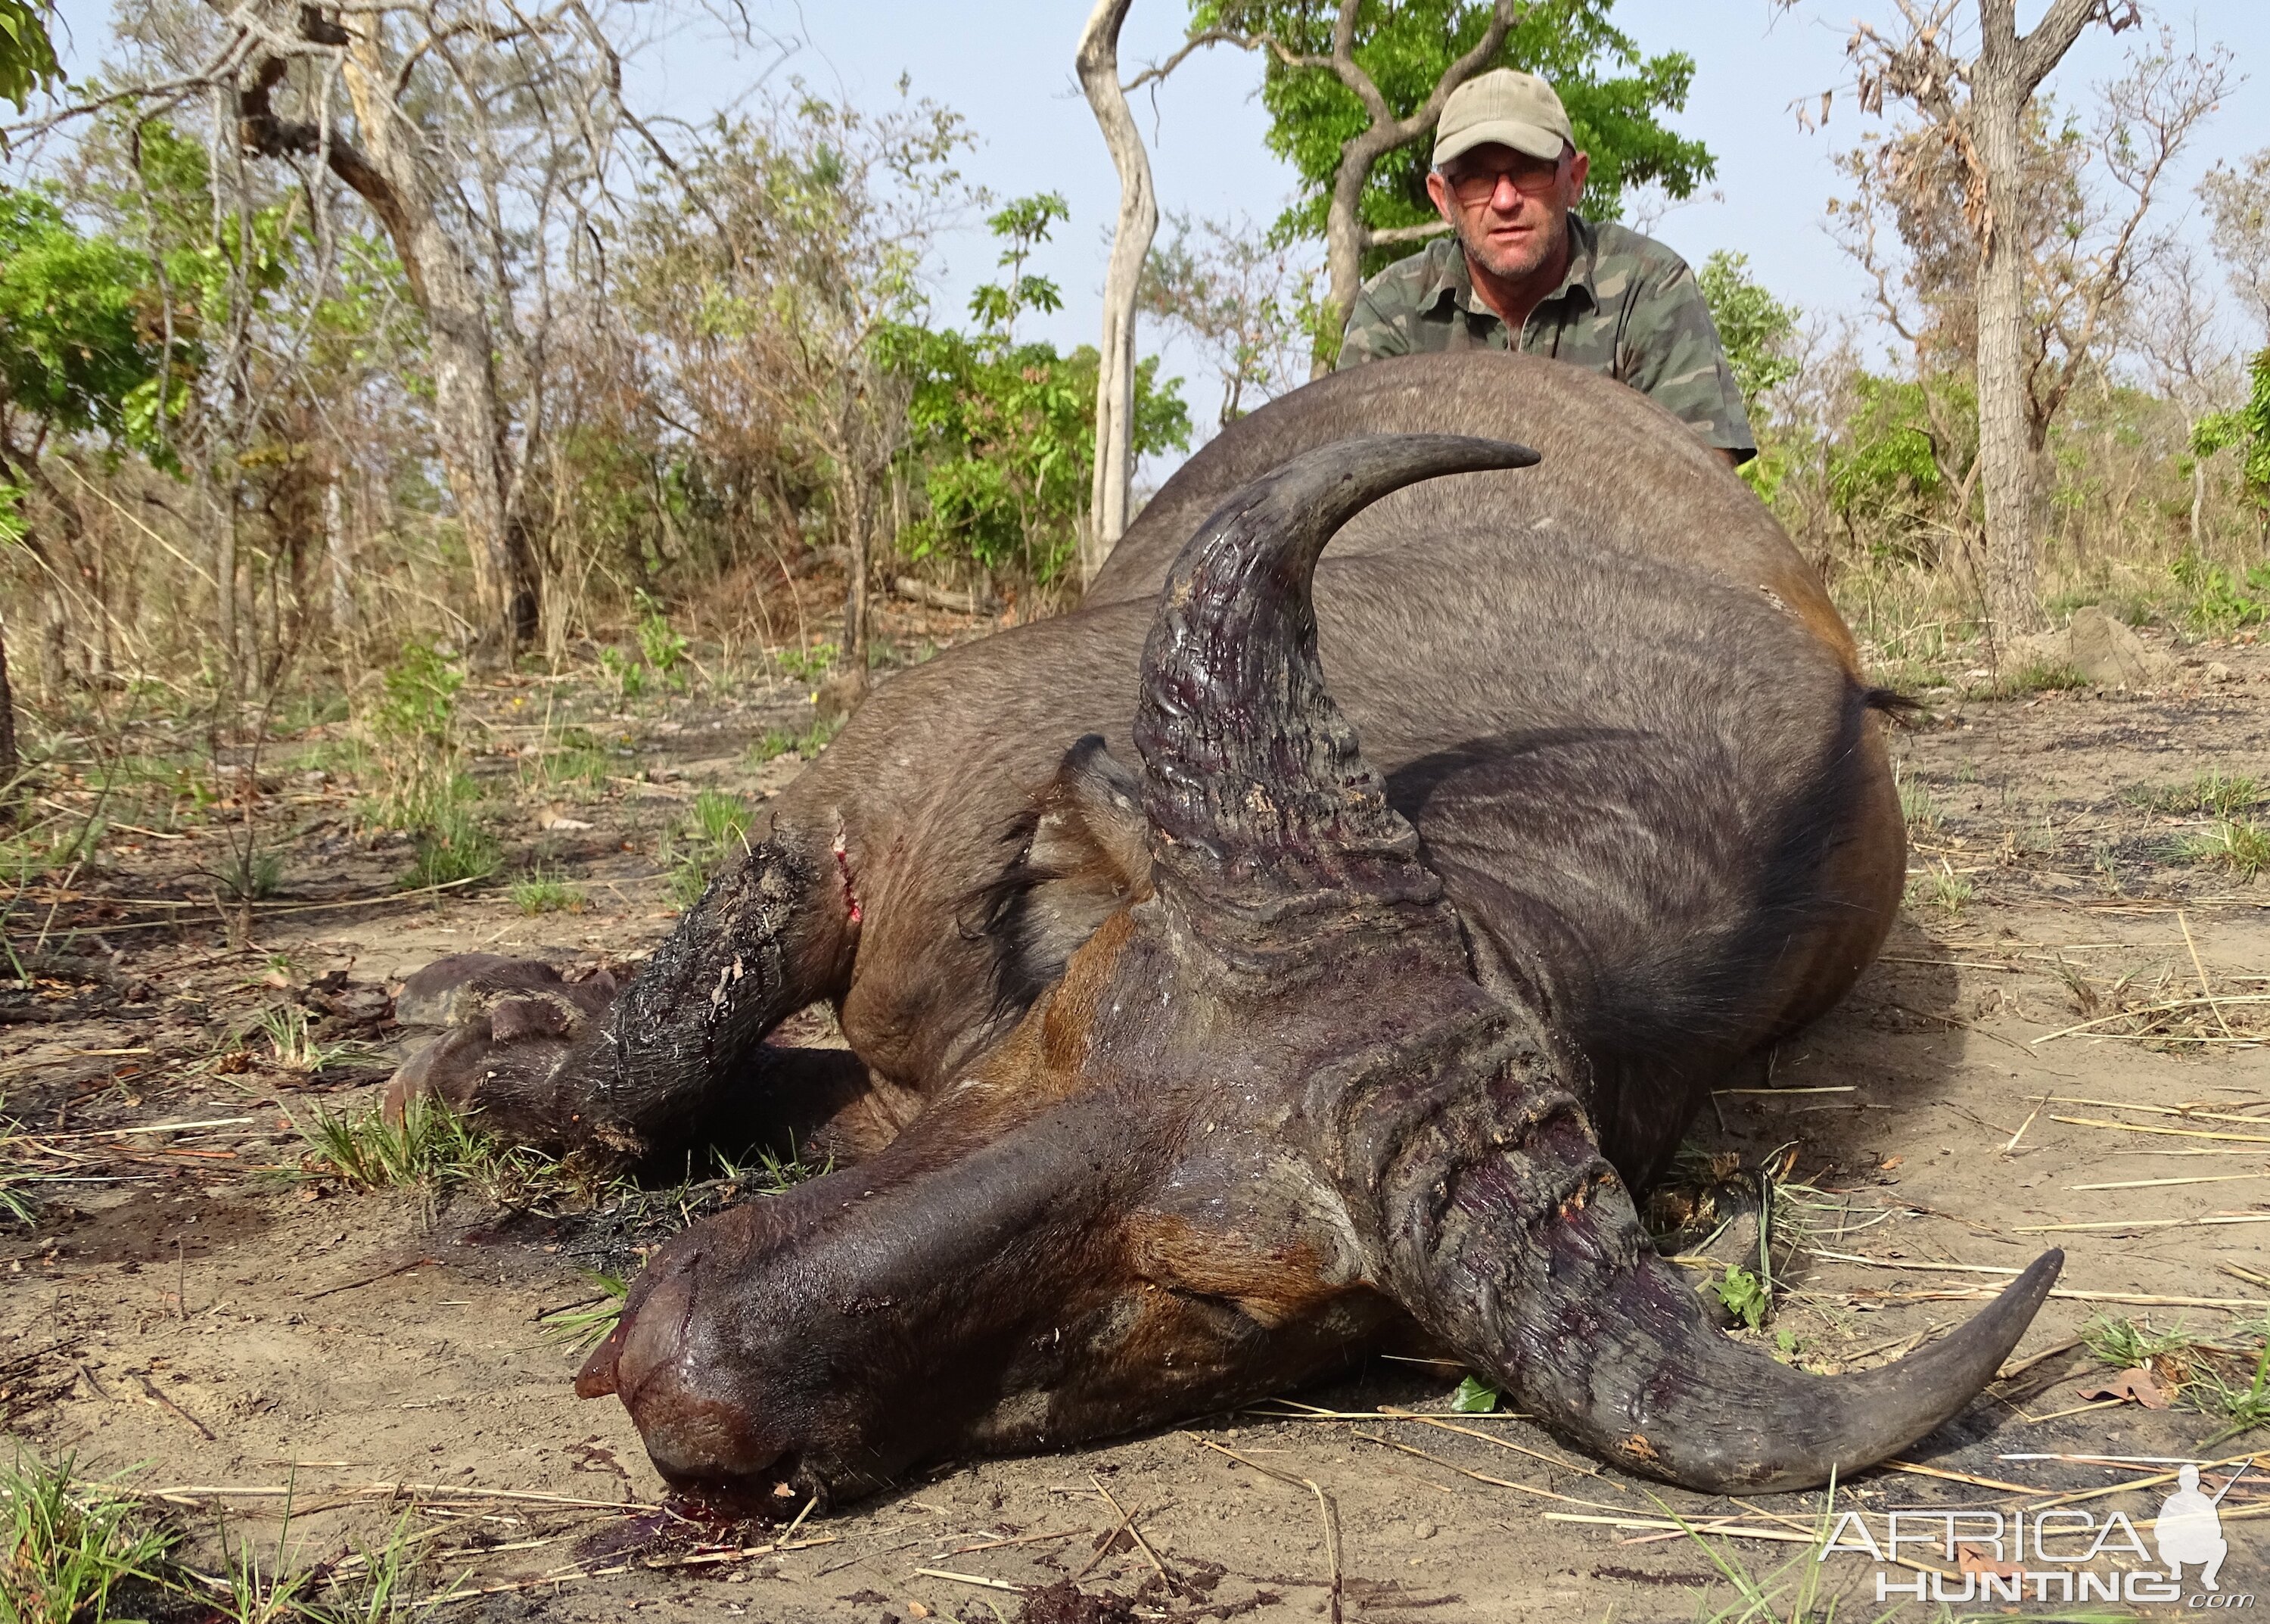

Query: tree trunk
1970;0;2098;638
2188;420;2206;551
1077;0;1157;581
0;611;19;818
1318;129;1391;376
337;33;537;656
324;459;353;630
836;408;871;708
1970;75;2043;636
216;495;240;674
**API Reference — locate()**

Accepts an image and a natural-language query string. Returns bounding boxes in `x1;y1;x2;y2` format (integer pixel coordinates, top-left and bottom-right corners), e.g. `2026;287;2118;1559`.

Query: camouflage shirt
1337;215;1755;462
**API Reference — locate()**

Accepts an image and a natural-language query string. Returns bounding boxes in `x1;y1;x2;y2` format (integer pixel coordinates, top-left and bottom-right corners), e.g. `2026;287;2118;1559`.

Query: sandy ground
5;627;2269;1622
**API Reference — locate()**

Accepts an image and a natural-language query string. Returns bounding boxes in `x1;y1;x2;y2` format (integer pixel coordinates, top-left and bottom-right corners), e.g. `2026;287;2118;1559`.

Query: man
1339;68;1755;468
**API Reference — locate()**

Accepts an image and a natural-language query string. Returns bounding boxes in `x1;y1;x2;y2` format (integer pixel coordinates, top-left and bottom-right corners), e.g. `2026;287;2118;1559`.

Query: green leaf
0;0;61;113
1450;1374;1500;1414
1715;1264;1770;1332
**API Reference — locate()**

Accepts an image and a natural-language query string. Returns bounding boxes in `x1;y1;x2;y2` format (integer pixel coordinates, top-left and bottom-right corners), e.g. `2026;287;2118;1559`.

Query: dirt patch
6;635;2268;1619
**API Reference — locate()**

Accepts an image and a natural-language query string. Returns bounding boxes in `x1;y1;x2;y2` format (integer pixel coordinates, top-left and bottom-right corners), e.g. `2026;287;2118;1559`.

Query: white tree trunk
216;497;238;671
339;31;537;654
1077;0;1157;582
324;460;353;630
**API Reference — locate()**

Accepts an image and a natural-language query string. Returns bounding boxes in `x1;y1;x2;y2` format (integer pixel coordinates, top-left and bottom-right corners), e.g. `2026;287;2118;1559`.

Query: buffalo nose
599;1263;695;1405
578;1249;797;1495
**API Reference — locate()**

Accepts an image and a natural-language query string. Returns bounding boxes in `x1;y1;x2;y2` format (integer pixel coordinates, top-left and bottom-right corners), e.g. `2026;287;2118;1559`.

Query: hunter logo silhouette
2154;1461;2244;1591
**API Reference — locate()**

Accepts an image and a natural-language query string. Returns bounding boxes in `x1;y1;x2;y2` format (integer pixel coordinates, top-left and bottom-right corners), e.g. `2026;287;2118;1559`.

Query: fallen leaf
1879;1155;1905;1171
2076;1367;2168;1408
906;1604;931;1619
538;805;594;832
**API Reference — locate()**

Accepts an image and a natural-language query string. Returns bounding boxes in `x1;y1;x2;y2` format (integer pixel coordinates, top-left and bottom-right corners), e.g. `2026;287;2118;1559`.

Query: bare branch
1367;219;1453;245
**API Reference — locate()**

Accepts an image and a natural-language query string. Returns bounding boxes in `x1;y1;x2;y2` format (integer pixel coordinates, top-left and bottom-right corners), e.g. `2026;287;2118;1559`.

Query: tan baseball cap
1432;69;1575;170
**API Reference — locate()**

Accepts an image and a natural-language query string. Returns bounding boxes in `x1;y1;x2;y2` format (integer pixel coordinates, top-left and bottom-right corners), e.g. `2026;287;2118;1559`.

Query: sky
39;0;2270;463
608;0;2270;460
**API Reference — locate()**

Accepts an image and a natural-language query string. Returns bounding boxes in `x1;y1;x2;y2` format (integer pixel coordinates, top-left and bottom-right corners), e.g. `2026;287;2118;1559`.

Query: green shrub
634;591;691;688
2172;552;2270;631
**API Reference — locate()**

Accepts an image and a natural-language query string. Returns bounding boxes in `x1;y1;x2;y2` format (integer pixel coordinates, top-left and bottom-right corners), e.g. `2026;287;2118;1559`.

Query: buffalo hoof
384;954;631;1156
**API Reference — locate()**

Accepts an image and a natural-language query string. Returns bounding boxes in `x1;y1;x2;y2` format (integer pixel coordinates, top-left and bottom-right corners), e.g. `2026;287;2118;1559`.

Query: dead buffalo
387;353;2057;1509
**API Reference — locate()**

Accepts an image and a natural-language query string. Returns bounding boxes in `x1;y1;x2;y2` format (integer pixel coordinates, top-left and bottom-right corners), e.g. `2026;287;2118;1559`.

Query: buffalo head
573;435;2059;1510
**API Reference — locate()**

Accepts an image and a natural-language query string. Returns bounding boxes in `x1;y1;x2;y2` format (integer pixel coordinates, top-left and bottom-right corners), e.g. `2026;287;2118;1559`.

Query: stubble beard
1457;207;1566;289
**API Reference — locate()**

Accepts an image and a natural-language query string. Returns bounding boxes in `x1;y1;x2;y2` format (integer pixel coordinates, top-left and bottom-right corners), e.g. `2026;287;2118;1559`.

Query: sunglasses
1441;155;1566;207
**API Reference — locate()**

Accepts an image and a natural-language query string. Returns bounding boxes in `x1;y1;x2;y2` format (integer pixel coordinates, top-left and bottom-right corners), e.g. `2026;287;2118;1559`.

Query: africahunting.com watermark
1821;1460;2253;1607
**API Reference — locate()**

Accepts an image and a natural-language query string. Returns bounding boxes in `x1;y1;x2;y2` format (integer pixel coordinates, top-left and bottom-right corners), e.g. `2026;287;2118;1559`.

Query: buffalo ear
1029;735;1151;901
978;736;1152;1013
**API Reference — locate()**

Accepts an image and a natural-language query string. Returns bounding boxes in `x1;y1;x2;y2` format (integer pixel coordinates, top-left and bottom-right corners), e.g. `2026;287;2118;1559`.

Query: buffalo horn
1368;1072;2063;1491
1132;434;1538;899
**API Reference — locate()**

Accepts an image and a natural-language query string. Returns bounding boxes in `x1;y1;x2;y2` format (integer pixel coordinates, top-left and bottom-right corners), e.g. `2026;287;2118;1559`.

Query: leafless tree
2200;146;2270;342
1811;2;2227;635
1140;211;1320;428
2129;247;2237;549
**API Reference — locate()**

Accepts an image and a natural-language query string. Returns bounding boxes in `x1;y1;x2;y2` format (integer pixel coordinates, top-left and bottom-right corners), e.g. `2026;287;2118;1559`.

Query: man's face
1426;141;1591;288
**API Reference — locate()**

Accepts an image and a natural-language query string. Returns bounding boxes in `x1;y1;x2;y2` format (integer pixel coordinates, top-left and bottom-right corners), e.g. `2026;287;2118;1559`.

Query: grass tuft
0;1095;36;1227
661;789;756;909
2132;770;2264;820
518;747;611;799
1905;861;1973;916
508;873;586;916
1894;768;1940;838
257;1004;330;1072
2179;817;2270;880
1990;659;2089;698
2081;1312;2270;1441
746;715;844;770
400;799;499;891
536;1271;630;1354
297;1096;502;1193
296;1097;608;1216
773;641;838;683
2081;1311;2200;1373
217;849;285;903
0;1452;177;1624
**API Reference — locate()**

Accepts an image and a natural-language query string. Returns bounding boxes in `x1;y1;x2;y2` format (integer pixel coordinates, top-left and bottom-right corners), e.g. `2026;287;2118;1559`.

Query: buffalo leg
387;832;854;1165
